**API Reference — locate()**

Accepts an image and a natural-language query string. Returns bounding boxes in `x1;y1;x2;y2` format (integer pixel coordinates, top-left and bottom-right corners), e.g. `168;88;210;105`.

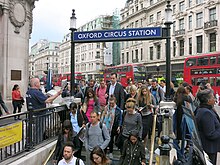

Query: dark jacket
111;106;122;134
53;133;80;163
195;105;220;154
106;83;125;110
174;95;192;140
68;108;89;127
119;139;146;165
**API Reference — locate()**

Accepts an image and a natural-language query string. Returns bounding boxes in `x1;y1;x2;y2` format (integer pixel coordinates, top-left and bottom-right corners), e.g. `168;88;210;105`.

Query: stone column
0;0;38;101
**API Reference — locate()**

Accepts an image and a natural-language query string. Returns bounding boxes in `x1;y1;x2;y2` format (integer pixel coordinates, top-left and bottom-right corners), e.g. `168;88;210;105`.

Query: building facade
120;0;220;80
59;13;120;81
29;40;60;79
0;0;38;99
58;34;71;74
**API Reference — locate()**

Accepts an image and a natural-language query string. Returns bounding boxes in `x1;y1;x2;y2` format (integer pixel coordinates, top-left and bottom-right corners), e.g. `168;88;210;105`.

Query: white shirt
109;82;117;96
58;156;85;165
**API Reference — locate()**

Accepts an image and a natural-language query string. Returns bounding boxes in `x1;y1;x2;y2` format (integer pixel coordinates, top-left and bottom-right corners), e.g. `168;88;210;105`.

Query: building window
149;15;154;23
135;49;138;62
189;38;192;55
122;53;124;64
132;50;134;60
209;8;216;21
179;18;184;30
179;40;184;56
96;51;100;58
157;11;161;20
173;41;176;57
196;35;203;53
150;0;154;5
150;47;153;60
196;12;203;28
136;6;138;11
156;45;161;59
210;33;216;52
135;20;138;27
141;48;143;60
188;15;192;30
173;5;176;14
97;43;100;49
126;52;129;63
173;21;176;33
196;0;203;4
179;1;185;11
188;0;192;7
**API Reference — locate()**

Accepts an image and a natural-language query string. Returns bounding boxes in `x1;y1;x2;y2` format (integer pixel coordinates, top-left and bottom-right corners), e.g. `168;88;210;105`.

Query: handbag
115;131;123;148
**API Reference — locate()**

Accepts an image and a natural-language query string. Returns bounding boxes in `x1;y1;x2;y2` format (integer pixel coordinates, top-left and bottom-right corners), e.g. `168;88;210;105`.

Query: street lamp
164;0;172;100
70;9;77;96
156;63;160;81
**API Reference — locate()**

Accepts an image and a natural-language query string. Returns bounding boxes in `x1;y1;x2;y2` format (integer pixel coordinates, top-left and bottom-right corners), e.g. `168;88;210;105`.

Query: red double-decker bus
104;64;146;87
184;52;220;94
61;72;83;83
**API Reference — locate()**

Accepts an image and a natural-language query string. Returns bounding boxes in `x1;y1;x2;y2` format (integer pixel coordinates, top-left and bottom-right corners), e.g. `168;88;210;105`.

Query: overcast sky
30;0;126;46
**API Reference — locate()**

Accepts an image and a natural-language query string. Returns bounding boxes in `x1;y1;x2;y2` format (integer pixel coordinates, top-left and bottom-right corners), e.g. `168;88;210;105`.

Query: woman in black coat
119;130;146;165
195;89;220;165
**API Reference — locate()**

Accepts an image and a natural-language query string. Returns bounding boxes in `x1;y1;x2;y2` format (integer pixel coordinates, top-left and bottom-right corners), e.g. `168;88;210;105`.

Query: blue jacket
195;106;220;153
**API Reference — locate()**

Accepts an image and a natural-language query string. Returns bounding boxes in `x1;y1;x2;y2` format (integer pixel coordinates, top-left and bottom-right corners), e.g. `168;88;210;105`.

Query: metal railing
0;105;68;163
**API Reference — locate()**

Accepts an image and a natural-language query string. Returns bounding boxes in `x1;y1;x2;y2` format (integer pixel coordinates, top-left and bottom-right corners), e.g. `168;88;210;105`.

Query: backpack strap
75;158;80;165
87;122;105;140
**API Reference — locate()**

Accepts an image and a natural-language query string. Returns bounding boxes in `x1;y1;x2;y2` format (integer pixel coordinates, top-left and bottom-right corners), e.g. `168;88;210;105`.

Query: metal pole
165;23;171;100
70;30;75;96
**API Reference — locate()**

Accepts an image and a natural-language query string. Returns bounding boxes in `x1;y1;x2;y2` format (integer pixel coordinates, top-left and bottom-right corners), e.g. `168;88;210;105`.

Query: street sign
73;27;162;43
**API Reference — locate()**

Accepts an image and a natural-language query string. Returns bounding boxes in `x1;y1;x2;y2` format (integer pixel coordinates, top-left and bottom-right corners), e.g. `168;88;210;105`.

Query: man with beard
58;142;85;165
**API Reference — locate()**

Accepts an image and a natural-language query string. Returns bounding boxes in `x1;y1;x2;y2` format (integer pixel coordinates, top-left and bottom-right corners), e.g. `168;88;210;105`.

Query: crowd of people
1;73;220;165
57;72;220;165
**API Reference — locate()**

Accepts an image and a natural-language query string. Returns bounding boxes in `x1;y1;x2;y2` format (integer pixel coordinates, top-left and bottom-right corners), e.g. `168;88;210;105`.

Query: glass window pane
210;56;216;65
198;57;208;66
186;58;196;67
210;77;215;86
217;77;220;86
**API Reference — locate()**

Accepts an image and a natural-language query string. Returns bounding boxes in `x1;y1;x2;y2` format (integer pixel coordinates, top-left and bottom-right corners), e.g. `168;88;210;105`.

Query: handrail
42;145;56;165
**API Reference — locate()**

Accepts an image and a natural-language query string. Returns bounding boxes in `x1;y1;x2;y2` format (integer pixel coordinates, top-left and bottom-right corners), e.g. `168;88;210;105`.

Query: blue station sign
73;27;162;42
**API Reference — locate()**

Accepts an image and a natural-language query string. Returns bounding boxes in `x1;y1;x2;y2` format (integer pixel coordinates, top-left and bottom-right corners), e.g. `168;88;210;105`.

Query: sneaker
109;153;113;159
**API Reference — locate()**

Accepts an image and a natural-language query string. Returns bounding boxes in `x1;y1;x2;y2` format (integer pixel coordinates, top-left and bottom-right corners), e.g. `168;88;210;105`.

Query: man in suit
105;73;125;110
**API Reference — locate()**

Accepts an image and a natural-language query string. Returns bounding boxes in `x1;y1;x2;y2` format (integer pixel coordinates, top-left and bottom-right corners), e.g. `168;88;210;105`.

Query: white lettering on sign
104;31;127;38
78;32;102;39
128;29;157;37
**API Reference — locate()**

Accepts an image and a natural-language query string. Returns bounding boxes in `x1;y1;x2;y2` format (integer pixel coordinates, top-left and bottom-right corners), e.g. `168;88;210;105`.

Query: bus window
218;56;220;64
128;66;131;72
186;58;196;67
210;56;216;65
191;78;196;86
122;66;127;72
210;77;215;86
198;57;208;66
216;77;220;86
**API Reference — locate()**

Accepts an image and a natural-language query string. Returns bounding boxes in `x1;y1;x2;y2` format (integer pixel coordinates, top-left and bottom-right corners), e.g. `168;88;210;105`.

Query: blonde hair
130;85;137;92
125;98;136;109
